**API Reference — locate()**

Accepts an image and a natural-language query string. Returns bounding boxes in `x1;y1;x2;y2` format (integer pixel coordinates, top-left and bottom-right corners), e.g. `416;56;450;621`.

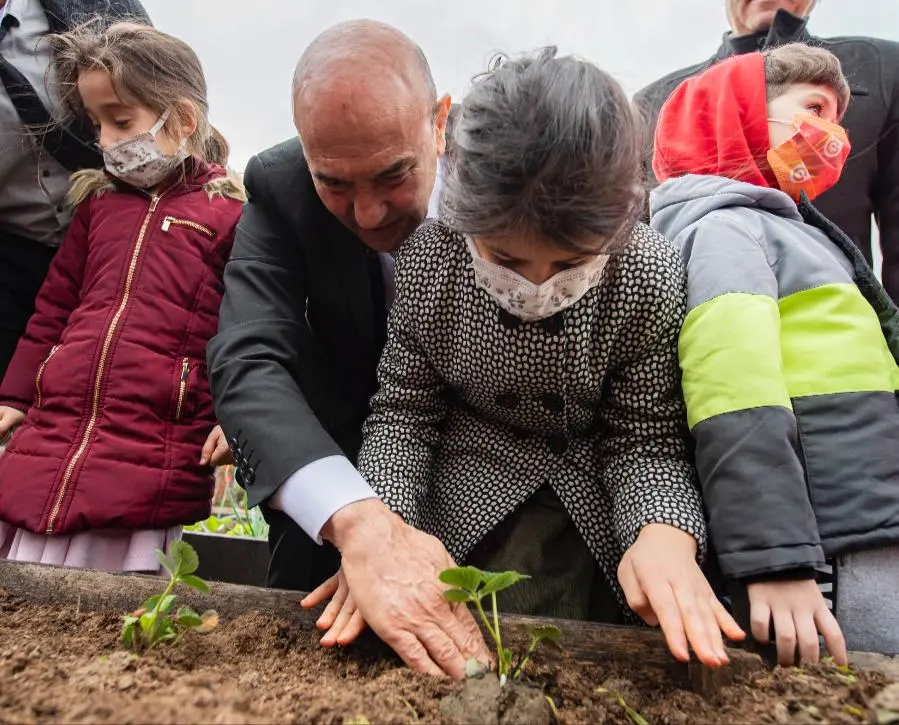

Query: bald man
206;20;487;678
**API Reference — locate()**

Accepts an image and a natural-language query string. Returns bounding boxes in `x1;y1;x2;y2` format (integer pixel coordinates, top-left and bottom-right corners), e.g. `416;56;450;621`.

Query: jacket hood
650;174;802;240
652;52;776;189
67;158;246;208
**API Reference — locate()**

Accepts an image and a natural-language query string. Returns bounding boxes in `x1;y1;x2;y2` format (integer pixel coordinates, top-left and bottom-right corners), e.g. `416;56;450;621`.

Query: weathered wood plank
0;558;762;690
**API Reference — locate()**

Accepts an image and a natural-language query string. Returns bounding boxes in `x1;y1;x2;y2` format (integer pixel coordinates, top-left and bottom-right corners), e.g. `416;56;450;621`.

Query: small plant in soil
440;566;561;684
120;540;218;652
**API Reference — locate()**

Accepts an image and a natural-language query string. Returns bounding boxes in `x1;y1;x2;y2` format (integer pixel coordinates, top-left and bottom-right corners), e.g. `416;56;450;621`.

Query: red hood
652;52;775;188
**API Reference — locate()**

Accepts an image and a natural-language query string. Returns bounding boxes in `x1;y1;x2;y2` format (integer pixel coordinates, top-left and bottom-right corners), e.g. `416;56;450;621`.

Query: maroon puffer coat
0;160;245;535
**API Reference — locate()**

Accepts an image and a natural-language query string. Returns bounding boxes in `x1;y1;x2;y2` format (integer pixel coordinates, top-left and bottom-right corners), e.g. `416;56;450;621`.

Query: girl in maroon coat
0;22;244;571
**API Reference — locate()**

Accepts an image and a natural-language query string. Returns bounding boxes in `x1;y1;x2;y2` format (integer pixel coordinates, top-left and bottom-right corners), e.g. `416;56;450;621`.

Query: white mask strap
149;108;172;136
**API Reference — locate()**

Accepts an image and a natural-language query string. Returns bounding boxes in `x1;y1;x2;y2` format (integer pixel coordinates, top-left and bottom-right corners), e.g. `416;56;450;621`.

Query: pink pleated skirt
0;521;181;573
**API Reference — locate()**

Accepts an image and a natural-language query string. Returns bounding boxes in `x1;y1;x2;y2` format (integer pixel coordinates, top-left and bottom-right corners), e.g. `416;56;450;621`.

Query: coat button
540;392;564;413
540;312;565;336
495;392;520;409
497;308;521;330
547;433;568;455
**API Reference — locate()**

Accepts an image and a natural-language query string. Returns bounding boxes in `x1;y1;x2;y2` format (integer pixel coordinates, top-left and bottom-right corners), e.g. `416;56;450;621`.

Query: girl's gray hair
442;46;645;255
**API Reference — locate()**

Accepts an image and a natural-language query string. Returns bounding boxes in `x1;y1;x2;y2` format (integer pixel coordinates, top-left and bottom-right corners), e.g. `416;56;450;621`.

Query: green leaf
169;540;199;576
438;566;485;593
143;595;162;611
177;613;203;628
205;516;222;532
443;588;474;604
155;549;175;575
480;570;530;596
157;594;176;614
121;622;136;649
139;610;158;632
530;624;562;643
181;574;210;593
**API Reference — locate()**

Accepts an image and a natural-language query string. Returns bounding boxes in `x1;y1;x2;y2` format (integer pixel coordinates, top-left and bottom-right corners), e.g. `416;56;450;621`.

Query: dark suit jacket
634;9;899;302
207;138;386;590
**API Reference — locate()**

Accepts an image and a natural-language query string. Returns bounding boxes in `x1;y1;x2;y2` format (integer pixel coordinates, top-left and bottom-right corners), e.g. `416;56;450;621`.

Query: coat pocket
161;216;215;238
34;344;61;408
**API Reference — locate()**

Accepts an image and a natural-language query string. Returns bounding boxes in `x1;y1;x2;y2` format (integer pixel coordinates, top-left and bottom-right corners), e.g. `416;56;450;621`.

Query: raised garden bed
1;559;897;724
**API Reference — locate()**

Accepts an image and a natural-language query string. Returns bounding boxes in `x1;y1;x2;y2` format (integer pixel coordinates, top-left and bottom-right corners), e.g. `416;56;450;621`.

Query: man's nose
353;191;389;230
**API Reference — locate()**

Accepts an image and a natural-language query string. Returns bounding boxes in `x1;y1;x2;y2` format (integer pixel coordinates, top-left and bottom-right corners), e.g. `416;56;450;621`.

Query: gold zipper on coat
175;357;190;420
161;216;214;237
34;345;60;408
46;195;162;534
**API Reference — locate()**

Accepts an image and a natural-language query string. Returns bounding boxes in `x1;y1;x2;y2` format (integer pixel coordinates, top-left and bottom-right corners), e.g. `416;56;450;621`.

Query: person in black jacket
207;19;491;679
635;1;899;302
0;0;151;379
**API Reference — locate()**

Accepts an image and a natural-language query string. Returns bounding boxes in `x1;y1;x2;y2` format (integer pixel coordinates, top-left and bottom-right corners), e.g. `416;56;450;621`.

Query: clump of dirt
439;672;553;725
0;587;895;724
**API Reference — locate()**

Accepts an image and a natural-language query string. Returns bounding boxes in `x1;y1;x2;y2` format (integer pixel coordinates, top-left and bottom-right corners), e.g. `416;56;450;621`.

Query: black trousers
0;229;57;379
261;505;341;591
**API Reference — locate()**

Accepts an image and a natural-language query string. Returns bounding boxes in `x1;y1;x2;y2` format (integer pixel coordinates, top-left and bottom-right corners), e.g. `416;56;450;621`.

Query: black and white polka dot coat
357;221;706;610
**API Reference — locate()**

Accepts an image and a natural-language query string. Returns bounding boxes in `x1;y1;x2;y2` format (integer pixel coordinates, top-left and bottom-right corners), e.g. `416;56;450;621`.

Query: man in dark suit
635;0;899;301
207;19;489;679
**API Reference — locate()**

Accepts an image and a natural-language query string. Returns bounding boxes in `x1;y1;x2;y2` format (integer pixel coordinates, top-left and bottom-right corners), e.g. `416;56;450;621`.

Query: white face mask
103;109;187;188
466;237;609;321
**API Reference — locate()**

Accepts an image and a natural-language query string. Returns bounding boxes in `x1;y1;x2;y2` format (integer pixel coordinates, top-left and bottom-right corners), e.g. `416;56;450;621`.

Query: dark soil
0;587;895;725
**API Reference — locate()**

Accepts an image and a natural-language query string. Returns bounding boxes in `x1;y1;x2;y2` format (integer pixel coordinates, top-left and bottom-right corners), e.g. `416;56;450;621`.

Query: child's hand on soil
302;568;367;647
747;579;847;667
618;523;745;669
0;406;25;443
200;425;233;467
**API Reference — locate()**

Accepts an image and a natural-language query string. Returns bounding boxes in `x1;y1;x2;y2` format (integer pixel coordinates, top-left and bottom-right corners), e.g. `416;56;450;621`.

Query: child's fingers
211;439;232;465
815;608;848;666
199;433;217;465
750;599;773;644
794;610;821;665
773;608;798;666
712;595;745;641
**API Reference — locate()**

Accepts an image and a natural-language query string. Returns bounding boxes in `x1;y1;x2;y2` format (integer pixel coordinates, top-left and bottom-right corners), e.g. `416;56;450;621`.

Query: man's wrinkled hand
321;499;492;678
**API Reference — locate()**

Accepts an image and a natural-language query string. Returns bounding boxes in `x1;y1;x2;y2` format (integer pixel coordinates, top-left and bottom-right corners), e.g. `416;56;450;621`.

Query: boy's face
767;83;840;147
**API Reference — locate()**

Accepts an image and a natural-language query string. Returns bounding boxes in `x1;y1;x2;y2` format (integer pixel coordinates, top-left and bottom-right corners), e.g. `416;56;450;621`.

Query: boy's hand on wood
200;425;233;467
747;579;847;667
0;406;25;444
301;568;367;647
618;523;745;669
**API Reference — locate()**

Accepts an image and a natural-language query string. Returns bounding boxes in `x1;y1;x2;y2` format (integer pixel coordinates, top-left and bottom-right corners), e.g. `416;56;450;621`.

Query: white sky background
141;1;899;171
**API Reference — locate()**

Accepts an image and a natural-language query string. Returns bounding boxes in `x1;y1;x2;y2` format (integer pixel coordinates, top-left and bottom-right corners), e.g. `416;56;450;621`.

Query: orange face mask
766;113;851;202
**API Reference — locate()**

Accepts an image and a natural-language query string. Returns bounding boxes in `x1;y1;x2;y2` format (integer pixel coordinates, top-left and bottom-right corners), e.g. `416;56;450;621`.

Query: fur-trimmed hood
66;164;247;208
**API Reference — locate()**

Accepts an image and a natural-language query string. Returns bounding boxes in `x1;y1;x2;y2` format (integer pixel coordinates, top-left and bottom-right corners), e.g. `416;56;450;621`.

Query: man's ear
434;94;452;156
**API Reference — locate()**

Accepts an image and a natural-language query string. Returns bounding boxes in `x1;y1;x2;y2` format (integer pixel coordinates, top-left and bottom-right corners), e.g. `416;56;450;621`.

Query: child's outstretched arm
597;240;744;668
0;204;91;410
677;217;836;665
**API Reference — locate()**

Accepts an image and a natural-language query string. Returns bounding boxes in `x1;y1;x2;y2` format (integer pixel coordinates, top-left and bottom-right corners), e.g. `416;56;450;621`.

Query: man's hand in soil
302;568;366;647
308;499;492;678
747;579;848;667
618;523;746;669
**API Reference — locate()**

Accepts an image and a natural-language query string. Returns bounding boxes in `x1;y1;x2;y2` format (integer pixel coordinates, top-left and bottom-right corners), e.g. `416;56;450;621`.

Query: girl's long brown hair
49;21;229;166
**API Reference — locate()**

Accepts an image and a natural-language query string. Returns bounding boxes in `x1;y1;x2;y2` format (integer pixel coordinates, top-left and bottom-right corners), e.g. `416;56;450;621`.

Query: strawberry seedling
120;540;218;652
440;566;561;684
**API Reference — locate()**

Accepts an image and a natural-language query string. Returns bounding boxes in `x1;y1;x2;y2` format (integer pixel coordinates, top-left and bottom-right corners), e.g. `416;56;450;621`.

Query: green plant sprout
596;687;649;725
440;566;562;684
120;540;218;652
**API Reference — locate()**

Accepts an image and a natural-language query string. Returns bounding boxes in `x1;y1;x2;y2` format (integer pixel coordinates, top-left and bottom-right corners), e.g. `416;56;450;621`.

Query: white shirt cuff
270;455;378;544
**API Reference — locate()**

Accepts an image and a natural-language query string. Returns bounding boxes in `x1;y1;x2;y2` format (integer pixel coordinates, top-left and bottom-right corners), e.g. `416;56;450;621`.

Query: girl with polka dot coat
357;219;706;620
